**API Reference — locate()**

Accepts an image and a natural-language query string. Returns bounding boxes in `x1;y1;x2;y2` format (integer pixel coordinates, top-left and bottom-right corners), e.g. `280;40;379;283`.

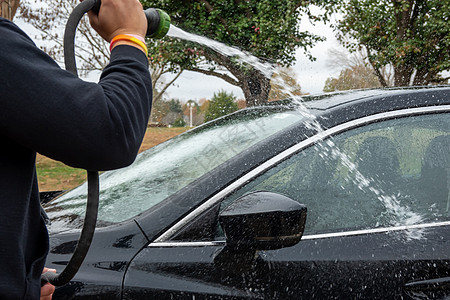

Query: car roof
197;86;450;132
299;86;450;111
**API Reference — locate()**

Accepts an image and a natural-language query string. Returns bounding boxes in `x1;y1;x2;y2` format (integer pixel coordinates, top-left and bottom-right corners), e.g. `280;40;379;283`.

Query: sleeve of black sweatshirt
0;19;152;171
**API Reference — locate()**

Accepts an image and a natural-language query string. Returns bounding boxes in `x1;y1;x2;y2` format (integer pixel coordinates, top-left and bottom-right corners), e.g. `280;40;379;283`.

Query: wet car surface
43;87;450;299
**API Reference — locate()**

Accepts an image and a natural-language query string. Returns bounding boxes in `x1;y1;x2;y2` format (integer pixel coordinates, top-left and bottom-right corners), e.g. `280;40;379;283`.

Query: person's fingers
41;268;56;299
40;283;55;300
42;268;57;273
86;0;147;42
87;10;101;35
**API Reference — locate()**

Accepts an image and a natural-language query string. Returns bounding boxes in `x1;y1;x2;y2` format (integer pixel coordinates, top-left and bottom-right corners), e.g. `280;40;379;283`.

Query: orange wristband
110;34;148;56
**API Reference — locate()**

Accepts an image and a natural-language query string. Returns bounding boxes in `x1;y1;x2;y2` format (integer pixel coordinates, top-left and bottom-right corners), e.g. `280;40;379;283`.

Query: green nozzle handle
144;8;171;39
91;0;170;38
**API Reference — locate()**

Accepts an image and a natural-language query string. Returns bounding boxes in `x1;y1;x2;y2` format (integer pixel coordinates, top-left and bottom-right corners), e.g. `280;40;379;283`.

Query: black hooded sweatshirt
0;18;152;299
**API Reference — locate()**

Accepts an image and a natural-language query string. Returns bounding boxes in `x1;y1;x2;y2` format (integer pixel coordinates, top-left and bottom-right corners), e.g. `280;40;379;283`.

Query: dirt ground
137;127;188;153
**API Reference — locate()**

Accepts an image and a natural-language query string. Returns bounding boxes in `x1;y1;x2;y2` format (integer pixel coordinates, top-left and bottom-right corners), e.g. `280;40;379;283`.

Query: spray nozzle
144;8;170;39
91;0;170;39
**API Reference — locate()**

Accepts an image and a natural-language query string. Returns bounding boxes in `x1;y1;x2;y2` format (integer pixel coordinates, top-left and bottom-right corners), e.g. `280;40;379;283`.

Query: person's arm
0;0;152;170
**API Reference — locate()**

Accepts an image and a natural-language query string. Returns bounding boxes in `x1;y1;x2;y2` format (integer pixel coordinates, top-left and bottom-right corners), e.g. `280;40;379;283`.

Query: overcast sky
15;5;341;101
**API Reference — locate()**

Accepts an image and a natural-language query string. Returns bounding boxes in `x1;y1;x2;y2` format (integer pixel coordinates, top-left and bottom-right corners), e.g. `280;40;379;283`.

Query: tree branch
201;49;244;80
187;67;240;86
233;0;253;19
431;76;450;84
393;0;408;41
197;0;228;28
153;70;185;103
294;1;307;10
81;22;109;67
409;0;422;31
365;46;388;87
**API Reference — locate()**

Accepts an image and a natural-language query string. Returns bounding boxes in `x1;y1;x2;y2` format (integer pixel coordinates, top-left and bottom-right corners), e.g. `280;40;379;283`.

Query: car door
123;108;450;299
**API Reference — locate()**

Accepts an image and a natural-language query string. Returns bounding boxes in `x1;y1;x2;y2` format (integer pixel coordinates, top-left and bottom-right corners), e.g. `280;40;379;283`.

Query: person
0;0;152;298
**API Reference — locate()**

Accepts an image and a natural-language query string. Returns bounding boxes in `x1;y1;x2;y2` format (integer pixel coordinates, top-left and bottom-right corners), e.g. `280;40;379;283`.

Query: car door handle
404;277;450;299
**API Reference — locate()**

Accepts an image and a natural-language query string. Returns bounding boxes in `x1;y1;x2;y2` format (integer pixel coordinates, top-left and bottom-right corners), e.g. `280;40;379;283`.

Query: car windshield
45;105;303;231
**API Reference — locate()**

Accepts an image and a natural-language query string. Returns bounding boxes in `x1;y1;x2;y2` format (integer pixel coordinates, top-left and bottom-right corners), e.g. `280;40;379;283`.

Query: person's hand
41;268;56;300
87;0;147;42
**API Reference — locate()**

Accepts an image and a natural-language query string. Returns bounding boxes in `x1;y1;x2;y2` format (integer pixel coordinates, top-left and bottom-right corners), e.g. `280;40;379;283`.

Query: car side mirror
218;191;307;251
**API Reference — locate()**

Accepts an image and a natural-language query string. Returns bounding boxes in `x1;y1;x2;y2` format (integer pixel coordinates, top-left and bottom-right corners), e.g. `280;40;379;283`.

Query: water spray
41;0;170;287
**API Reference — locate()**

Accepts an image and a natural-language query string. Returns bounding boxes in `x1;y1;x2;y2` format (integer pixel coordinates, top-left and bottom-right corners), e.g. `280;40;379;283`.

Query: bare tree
323;65;382;92
268;67;304;100
150;61;183;103
18;0;181;103
19;0;109;74
326;45;394;87
1;0;20;20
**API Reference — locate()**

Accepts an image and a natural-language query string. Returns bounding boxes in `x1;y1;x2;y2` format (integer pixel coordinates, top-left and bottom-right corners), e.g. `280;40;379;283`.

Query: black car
43;87;450;299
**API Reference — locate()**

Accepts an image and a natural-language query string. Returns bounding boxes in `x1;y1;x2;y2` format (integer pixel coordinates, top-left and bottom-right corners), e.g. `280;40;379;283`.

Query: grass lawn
36;127;189;192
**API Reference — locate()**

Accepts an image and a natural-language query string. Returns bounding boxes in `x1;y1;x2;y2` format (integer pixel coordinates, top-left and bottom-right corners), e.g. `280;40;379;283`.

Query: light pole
188;102;194;127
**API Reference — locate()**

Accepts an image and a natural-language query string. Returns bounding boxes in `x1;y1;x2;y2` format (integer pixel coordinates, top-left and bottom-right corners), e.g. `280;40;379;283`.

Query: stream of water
167;25;424;237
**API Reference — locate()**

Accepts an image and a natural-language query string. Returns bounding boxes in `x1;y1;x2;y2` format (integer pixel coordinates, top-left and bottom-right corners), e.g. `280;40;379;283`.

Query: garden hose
41;0;170;286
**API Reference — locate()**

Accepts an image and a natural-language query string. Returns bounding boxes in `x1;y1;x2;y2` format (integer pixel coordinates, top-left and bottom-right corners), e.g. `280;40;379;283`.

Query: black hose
63;0;98;76
41;170;99;286
41;0;170;286
41;171;99;286
41;0;100;287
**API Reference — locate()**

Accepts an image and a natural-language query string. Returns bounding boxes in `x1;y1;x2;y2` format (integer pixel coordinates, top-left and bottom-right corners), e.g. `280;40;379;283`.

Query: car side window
217;113;450;236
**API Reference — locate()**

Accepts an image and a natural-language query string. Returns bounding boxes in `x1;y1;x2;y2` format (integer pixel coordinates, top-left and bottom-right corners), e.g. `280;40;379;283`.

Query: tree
18;0;183;103
172;117;186;127
159;98;185;125
142;0;328;106
168;98;183;113
323;47;389;91
323;65;382;92
329;0;450;86
148;39;195;103
150;99;170;123
204;90;238;122
198;98;210;112
151;98;185;125
1;0;20;20
326;46;395;86
268;67;303;101
19;0;109;75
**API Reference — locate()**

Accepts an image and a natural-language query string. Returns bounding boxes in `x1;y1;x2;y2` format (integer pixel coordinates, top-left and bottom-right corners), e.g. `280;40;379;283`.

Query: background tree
156;98;185;125
323;47;390;91
172;117;186;127
1;0;20;20
326;46;395;86
198;98;210;113
168;98;183;113
20;0;108;74
268;67;304;101
329;0;450;86
204;90;238;122
18;0;184;103
323;65;382;92
150;99;170;123
142;0;328;106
